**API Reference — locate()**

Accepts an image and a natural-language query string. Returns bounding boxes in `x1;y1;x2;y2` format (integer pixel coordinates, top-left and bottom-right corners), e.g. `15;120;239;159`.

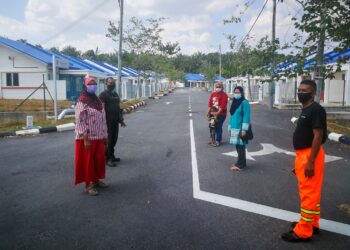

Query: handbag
240;124;253;140
239;102;254;141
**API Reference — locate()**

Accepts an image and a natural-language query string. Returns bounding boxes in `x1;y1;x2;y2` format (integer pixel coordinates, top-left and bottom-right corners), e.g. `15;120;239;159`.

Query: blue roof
0;36;53;65
185;73;205;81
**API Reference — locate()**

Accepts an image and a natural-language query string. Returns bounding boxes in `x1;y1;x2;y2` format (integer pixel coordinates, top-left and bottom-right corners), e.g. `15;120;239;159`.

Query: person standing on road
228;86;251;171
281;80;327;242
99;77;126;167
74;77;108;196
207;82;228;147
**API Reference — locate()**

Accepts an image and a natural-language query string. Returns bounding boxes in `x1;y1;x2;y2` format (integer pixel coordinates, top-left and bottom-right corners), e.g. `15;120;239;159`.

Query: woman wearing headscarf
228;86;251;171
74;77;108;196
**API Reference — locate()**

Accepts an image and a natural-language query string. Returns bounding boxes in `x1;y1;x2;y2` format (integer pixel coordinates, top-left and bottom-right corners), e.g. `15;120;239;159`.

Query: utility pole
314;24;325;103
219;44;222;79
269;0;277;110
117;0;124;97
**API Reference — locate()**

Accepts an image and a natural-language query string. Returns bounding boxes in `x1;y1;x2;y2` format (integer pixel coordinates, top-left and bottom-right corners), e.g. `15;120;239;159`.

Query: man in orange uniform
282;80;327;242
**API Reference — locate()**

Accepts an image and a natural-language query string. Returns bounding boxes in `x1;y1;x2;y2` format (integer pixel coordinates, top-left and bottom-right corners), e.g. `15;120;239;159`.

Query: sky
0;0;304;55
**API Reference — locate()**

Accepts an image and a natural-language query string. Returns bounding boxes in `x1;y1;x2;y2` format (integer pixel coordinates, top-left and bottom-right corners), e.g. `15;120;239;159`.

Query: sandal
95;181;108;189
85;185;99;196
230;165;241;171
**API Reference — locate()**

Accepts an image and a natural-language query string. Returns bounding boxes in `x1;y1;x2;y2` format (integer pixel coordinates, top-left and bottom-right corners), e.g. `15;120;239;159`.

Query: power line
39;0;111;46
237;0;269;49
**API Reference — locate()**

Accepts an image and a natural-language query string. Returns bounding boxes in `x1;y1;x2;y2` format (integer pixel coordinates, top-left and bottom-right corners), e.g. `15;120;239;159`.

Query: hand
206;112;210;118
304;160;315;178
241;131;247;137
120;122;126;128
84;139;91;150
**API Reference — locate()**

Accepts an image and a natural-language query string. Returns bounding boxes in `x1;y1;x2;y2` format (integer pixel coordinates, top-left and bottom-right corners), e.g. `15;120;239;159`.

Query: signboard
55;58;69;69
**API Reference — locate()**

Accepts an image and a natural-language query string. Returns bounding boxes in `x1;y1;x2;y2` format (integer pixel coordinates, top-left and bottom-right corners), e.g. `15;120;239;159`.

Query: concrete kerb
291;117;350;146
0;101;147;138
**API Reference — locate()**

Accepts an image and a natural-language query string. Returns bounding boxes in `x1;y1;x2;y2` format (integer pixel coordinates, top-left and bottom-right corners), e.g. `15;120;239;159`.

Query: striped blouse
74;101;108;140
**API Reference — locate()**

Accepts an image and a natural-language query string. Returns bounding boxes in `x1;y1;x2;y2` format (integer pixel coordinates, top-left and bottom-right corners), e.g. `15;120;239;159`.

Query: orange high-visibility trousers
293;146;325;239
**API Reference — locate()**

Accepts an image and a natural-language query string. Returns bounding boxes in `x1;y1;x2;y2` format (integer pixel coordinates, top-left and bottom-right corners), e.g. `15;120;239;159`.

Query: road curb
0;101;147;138
291;117;350;146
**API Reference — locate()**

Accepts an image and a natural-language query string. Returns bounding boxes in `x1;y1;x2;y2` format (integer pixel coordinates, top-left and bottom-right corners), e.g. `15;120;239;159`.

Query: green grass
0;118;76;133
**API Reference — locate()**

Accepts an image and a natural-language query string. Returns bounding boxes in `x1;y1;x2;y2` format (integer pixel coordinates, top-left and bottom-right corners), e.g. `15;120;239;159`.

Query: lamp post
117;0;124;97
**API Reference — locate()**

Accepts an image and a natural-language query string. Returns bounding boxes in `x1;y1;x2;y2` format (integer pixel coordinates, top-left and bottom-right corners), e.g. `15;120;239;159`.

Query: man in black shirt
99;77;126;167
282;80;327;243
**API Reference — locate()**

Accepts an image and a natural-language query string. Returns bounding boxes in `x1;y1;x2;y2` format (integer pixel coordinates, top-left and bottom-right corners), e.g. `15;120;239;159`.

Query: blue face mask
233;93;242;100
86;85;97;94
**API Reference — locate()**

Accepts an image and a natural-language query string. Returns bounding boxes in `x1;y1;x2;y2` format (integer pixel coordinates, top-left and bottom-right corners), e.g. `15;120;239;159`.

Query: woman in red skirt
74;77;108;196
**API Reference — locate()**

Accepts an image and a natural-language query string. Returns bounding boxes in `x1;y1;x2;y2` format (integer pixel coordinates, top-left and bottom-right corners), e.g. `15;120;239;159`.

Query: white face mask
215;88;222;92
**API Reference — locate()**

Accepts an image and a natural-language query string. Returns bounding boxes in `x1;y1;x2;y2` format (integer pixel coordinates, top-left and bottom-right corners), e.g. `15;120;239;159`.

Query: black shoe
112;157;121;162
281;231;311;243
107;160;117;167
291;221;320;235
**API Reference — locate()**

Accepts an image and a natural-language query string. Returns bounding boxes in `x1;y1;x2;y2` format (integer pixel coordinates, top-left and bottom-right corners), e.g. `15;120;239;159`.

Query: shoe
107;160;117;167
212;141;220;147
281;231;311;243
291;221;320;235
112;157;121;162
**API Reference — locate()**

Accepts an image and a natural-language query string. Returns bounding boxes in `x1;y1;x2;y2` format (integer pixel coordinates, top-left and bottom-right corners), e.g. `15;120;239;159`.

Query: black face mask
107;84;115;91
297;92;313;103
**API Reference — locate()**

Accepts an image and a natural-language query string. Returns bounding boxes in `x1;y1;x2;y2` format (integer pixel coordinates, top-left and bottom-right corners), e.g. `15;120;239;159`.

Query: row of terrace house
225;49;350;107
0;36;170;101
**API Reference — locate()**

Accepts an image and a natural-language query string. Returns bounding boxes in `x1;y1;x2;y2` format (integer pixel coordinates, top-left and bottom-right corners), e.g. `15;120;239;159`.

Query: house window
6;73;19;86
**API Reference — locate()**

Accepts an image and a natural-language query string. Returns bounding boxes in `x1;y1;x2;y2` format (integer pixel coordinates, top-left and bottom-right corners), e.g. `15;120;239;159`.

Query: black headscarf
229;86;245;115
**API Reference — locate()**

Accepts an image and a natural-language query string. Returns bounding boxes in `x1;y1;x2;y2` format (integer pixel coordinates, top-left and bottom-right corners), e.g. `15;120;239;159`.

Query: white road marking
222;143;342;163
189;97;350;237
166;102;173;105
189;113;192;117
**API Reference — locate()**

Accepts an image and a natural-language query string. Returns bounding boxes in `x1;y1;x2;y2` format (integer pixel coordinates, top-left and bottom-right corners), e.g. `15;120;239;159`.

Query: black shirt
293;102;327;150
99;90;123;124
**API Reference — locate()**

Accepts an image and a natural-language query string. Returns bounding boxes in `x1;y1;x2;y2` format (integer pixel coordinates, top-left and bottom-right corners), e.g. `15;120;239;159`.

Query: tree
106;16;181;70
61;45;81;57
49;47;60;53
293;0;350;100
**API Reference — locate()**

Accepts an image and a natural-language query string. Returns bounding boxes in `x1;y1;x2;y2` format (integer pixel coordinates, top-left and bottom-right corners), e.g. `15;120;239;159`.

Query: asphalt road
0;88;349;250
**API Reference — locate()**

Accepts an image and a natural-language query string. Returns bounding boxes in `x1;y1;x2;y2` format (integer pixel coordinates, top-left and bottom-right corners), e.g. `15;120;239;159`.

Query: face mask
86;85;97;94
107;84;115;91
215;88;222;92
297;92;313;103
233;93;242;100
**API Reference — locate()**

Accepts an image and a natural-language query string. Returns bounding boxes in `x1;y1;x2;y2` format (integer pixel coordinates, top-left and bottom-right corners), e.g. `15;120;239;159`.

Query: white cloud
0;0;305;55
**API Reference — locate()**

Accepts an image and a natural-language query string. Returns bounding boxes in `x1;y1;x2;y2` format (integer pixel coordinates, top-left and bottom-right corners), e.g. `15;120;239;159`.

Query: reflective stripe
301;216;314;222
301;208;320;215
316;203;321;207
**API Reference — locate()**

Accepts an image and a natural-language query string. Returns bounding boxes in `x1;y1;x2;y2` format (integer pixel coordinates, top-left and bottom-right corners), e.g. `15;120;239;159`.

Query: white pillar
345;64;350;105
324;78;330;104
274;81;280;105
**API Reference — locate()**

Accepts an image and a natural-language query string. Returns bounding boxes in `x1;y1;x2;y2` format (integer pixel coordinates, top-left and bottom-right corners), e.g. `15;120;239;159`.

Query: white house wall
0;45;51;99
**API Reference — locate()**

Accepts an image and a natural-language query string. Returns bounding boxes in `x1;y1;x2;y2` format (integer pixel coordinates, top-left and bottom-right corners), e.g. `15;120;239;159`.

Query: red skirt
74;139;106;185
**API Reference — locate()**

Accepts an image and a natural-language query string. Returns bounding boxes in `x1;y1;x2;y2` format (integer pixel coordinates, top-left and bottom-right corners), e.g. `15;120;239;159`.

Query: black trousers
106;123;119;161
236;145;246;168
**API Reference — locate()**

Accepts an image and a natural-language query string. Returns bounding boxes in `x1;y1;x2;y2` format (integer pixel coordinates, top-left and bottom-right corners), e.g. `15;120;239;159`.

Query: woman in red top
74;77;108;196
207;82;228;146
